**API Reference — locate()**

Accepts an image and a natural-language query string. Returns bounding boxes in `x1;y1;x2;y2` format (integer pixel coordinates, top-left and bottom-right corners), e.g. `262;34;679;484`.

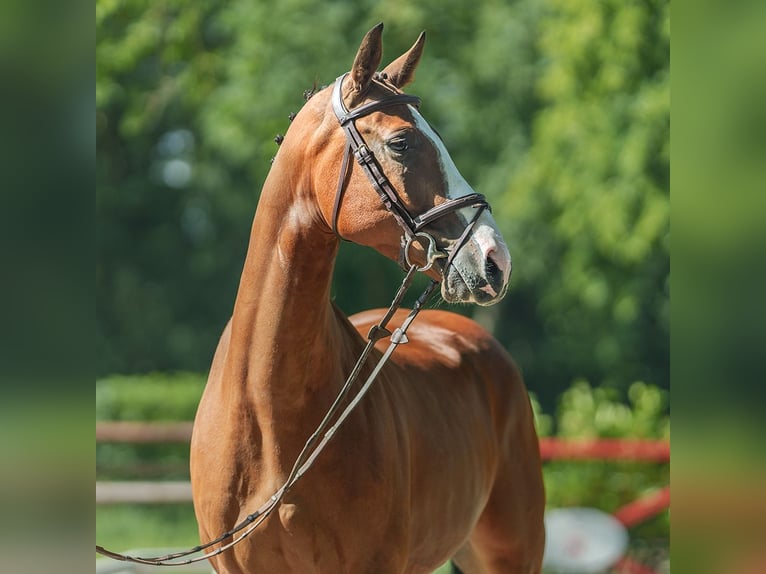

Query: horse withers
190;23;545;574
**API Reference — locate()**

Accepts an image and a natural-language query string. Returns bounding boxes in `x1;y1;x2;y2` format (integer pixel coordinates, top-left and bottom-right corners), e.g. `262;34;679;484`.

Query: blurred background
97;0;669;571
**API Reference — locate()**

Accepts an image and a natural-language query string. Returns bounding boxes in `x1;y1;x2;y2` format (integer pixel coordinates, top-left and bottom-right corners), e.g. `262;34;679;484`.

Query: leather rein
95;74;493;567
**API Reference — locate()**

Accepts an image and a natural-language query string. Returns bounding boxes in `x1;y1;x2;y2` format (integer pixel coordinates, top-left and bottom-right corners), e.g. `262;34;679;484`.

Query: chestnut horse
190;24;544;574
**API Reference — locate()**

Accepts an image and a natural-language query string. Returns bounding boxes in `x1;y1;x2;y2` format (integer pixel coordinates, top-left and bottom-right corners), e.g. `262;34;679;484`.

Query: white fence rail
96;480;192;504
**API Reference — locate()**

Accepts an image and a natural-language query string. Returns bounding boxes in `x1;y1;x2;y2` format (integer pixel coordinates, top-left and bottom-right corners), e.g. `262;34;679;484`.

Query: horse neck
223;147;347;421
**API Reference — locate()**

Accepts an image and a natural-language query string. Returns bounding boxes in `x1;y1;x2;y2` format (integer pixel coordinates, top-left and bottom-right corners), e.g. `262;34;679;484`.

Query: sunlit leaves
499;0;669;403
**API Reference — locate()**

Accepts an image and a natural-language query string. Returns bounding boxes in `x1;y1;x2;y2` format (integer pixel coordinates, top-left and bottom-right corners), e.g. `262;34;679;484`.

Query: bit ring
405;232;447;272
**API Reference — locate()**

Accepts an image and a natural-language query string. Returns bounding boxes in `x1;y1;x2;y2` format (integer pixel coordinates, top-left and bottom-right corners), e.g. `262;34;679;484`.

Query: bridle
331;72;490;273
96;73;495;567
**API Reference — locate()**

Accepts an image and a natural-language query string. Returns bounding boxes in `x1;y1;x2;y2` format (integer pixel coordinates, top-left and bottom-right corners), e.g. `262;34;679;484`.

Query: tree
496;0;669;406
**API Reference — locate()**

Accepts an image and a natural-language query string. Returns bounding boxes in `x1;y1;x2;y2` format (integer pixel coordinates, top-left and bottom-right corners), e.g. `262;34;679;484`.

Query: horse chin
441;266;507;307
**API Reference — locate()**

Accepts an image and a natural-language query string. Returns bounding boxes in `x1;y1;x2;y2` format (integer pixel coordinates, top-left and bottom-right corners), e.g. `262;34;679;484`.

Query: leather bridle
331;73;490;273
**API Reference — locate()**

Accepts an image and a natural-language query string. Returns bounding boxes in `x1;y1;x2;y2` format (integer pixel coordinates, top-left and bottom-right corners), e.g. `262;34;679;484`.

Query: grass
96;504;200;553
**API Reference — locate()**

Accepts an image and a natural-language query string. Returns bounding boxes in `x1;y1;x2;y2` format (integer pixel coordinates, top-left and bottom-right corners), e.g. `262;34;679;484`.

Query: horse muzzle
440;222;511;306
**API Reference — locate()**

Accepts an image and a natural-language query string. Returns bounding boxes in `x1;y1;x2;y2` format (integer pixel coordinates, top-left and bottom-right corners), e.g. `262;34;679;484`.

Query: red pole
613;556;661;574
539;438;670;462
613;486;670;528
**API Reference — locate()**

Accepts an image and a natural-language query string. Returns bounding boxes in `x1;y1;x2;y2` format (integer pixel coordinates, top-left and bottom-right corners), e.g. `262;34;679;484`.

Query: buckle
354;144;374;165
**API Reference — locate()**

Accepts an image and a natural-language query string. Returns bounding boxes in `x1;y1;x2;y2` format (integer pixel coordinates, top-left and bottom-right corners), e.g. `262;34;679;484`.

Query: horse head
293;23;512;306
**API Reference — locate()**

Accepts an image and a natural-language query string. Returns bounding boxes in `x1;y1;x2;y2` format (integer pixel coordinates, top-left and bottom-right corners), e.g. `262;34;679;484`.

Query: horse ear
349;23;384;103
381;31;426;89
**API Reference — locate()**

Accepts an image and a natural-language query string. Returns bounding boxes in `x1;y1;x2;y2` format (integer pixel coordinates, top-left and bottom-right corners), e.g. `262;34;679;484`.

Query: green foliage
96;504;200;557
97;0;668;412
554;380;670;440
96;371;206;421
497;0;669;407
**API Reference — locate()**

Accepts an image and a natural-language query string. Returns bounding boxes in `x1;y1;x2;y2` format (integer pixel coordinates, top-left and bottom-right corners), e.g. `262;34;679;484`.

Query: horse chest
231;471;409;573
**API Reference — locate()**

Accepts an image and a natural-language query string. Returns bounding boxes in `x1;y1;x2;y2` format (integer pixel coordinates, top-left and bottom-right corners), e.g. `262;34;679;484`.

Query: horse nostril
485;256;500;282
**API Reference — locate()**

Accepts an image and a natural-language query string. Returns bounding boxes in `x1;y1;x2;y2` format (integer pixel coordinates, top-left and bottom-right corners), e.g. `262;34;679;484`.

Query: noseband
331;73;490;273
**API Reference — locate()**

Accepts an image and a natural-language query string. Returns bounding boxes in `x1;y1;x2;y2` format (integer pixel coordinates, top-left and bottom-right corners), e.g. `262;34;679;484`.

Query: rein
96;74;493;566
97;266;437;566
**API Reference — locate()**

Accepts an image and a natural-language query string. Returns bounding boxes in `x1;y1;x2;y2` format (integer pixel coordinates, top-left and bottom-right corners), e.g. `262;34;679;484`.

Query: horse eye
386;137;409;153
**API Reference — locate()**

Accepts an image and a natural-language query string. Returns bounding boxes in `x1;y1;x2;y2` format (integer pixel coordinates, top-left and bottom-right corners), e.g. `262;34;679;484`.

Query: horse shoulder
350;308;530;435
416;309;530;422
350;307;516;374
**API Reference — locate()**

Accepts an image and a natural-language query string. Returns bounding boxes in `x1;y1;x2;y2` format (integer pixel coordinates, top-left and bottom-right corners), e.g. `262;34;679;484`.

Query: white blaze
408;106;474;202
408;106;512;289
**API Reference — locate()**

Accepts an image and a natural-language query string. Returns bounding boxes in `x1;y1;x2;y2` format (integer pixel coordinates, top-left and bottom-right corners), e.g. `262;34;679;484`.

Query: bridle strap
413;193;489;231
335;87;421;126
331;143;353;237
331;74;421;239
330;73;490;269
443;203;485;273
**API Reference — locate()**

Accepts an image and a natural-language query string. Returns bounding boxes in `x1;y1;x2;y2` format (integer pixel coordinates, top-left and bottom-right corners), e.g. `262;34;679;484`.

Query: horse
190;23;545;574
